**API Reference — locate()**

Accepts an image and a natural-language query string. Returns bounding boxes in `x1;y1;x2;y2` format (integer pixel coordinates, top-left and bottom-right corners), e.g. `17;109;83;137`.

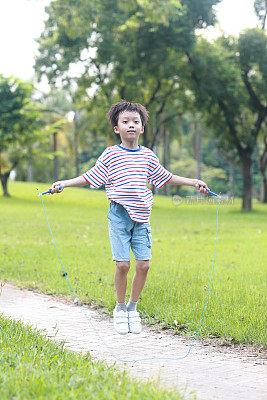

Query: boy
49;99;209;335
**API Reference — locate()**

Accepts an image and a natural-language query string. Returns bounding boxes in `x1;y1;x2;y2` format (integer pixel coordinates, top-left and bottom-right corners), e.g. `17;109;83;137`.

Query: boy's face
114;111;144;142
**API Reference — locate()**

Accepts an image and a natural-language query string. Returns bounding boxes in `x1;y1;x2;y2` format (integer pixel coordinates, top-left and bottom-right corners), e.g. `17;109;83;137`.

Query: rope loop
37;188;220;363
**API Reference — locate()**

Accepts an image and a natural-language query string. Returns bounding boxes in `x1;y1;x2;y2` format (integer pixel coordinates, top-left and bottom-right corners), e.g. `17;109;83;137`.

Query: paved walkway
0;283;266;400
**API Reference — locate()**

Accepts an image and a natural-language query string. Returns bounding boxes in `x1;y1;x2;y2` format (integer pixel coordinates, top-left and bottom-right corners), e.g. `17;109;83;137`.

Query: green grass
1;181;266;346
0;315;183;400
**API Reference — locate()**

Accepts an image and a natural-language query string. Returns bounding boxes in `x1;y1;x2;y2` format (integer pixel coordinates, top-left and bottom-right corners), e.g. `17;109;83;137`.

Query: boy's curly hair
106;99;149;129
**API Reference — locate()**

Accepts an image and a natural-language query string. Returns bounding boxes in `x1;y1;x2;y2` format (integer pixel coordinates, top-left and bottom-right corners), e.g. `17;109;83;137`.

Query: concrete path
0;283;266;400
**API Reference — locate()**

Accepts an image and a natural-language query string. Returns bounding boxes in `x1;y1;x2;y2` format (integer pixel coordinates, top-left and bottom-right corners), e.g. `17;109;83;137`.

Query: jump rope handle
39;186;62;196
205;189;218;197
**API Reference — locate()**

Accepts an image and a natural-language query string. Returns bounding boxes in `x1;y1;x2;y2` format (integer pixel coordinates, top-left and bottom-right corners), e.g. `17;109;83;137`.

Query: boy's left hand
193;179;210;194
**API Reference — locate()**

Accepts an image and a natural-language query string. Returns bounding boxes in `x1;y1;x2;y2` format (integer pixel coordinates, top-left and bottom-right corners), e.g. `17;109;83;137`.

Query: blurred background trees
0;74;59;196
1;0;266;210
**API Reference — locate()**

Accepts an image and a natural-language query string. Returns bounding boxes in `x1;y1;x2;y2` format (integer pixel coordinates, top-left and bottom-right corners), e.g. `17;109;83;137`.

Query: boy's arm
167;175;210;193
49;175;88;194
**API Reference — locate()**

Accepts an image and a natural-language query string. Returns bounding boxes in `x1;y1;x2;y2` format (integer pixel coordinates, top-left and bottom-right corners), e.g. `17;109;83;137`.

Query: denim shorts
107;201;152;261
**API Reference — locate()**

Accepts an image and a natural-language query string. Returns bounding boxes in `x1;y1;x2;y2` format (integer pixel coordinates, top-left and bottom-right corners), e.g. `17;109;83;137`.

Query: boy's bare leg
114;261;130;303
129;260;150;302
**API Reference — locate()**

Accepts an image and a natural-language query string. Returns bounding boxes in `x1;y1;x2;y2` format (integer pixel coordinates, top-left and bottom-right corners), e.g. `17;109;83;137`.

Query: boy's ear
114;126;119;134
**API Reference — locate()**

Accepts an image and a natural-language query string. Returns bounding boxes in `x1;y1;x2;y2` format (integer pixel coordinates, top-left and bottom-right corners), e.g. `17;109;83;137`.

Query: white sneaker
113;309;129;335
128;310;142;334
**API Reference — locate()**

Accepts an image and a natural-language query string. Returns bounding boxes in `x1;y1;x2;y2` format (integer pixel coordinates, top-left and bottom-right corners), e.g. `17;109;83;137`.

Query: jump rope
37;186;220;363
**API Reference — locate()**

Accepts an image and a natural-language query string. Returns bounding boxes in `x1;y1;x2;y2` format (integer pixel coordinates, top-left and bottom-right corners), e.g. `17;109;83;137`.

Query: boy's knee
116;261;130;274
135;260;150;273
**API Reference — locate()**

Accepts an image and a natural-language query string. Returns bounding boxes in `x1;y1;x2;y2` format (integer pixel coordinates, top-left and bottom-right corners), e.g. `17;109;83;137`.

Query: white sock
116;301;127;312
127;300;138;311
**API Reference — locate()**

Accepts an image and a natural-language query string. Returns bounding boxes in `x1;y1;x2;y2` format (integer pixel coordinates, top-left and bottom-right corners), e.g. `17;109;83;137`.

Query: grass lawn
0;315;182;399
0;181;266;346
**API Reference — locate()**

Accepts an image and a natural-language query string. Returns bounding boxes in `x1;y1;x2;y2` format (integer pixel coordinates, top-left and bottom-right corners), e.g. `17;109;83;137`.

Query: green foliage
0;75;36;153
167;131;240;197
119;0;184;28
186;38;242;144
0;75;63;177
184;30;266;211
238;28;267;103
34;0;221;149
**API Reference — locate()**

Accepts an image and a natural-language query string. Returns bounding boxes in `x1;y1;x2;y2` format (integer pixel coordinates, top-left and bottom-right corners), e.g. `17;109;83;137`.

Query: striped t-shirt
82;144;173;223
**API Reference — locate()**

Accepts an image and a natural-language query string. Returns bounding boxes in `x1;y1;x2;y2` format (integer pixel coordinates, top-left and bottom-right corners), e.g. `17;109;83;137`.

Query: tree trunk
28;156;33;182
262;174;267;203
196;123;202;180
0;172;10;197
257;139;267;203
152;145;159;196
241;152;252;211
163;126;171;196
74;110;80;176
178;114;183;148
53;132;59;181
260;169;267;203
252;184;261;201
143;124;150;148
191;121;202;180
229;161;235;197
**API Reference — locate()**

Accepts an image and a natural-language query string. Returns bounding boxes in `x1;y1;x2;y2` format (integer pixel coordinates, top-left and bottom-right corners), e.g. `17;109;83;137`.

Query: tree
38;89;74;180
0;76;42;195
34;0;221;150
257;131;267;202
184;29;266;210
238;28;267;203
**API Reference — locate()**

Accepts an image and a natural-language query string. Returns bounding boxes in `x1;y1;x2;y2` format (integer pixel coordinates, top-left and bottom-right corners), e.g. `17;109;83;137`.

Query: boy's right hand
49;181;65;194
